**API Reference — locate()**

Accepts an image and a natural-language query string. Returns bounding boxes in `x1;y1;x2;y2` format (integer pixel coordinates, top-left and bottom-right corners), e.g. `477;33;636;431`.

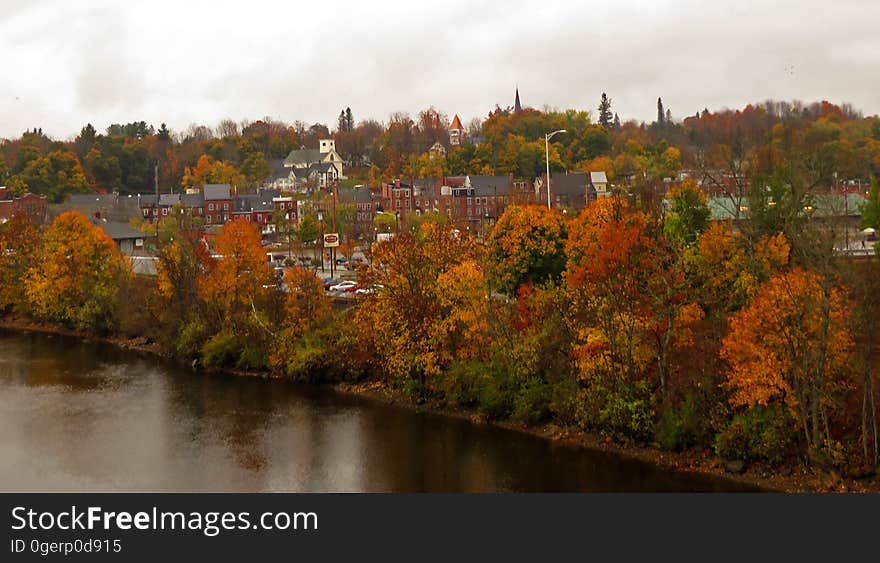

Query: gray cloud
1;0;878;140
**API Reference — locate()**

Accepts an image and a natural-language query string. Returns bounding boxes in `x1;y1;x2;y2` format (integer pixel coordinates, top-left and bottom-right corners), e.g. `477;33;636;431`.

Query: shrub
656;391;719;451
512;377;551;425
714;404;796;464
201;332;241;367
441;361;483;407
176;317;209;358
579;379;656;442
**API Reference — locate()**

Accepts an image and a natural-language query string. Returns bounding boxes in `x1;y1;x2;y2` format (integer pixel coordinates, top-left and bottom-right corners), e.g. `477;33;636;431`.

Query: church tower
514;87;522;113
449;114;464;146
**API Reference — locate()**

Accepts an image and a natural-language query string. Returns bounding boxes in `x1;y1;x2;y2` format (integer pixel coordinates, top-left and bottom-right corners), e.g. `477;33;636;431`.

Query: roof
468;175;511;196
706;193;868;221
450;114;463;130
589;171;608;184
204;184;231;200
284;149;323;167
159;193;181;206
548;173;589;197
338;186;374;204
269;158;287;178
309;162;335;174
97;221;151;241
181;193;204;208
233;194;274;213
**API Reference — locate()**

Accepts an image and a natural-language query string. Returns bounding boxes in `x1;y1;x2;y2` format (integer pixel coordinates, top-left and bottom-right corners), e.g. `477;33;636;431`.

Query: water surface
0;330;757;492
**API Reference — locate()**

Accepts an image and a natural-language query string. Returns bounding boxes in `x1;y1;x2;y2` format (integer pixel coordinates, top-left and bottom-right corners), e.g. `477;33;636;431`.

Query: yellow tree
181;155;244;190
270;266;330;374
355;223;484;388
198;219;272;329
25;211;130;331
486;205;567;295
721;268;854;453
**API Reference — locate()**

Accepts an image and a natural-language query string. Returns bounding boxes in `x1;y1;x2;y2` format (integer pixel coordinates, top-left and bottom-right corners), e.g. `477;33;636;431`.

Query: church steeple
514;87;522;113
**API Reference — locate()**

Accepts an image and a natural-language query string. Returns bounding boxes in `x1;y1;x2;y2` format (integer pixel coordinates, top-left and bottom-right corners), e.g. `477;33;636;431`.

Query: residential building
283;139;344;188
0;187;48;224
203;184;232;225
535;172;591;210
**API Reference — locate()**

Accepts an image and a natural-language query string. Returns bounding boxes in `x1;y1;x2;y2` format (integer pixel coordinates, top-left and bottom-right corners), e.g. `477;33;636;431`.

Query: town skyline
3;0;879;139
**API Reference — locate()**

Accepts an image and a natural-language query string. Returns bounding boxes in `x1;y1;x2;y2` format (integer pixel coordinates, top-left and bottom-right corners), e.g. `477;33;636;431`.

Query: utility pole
155;162;159;245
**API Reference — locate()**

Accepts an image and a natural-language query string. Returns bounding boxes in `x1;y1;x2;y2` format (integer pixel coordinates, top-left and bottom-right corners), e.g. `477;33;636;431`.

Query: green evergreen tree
598;93;613;129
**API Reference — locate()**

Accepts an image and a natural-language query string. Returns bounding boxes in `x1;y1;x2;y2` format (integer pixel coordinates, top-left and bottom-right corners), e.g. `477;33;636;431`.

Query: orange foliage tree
566;196;701;399
25;211;130;331
486;205;567;295
198;219;272;329
721;268;854;453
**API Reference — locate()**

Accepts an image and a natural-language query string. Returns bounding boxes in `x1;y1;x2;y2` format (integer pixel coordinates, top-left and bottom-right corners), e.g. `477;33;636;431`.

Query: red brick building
0;187;48;224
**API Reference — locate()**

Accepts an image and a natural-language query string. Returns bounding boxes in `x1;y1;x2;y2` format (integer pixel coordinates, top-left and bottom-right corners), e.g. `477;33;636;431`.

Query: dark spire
514;86;522;113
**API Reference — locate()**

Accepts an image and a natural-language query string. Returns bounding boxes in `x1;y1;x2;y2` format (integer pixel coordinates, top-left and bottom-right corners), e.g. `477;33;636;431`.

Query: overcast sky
2;0;878;140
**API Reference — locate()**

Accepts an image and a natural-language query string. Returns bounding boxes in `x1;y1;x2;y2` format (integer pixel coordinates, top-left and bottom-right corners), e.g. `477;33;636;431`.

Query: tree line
3;98;878;206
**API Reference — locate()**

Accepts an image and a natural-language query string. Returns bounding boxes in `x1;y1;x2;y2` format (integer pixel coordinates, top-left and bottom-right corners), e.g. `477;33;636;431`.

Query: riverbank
2;314;876;493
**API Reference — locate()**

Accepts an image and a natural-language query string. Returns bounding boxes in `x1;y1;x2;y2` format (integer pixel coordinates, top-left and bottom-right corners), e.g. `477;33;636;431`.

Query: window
209;203;215;211
206;215;212;224
224;203;229;210
246;215;251;221
162;208;168;216
467;197;472;206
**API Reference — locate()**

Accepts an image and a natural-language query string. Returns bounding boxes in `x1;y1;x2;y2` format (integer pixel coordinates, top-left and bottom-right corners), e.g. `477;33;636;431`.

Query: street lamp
545;129;567;209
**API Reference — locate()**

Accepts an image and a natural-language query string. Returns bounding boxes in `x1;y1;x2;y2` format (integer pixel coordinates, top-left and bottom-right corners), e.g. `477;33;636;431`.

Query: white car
329;280;357;292
355;284;384;295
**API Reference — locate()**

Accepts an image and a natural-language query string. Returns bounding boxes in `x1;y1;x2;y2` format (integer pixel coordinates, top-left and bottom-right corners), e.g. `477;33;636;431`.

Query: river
0;329;757;492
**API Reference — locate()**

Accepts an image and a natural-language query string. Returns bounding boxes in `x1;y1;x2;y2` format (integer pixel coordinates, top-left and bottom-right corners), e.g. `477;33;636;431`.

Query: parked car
355;284;384;295
322;278;339;291
329;280;357;292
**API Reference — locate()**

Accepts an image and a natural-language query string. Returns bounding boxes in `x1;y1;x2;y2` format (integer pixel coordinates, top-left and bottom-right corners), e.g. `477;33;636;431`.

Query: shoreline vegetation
2;314;876;493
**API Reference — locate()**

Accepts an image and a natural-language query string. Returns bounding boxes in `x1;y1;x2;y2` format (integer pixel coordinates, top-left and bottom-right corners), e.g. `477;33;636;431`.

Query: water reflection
0;330;758;492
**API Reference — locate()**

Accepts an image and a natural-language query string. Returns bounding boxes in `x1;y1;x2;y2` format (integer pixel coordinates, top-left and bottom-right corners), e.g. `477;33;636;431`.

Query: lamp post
544;129;567;209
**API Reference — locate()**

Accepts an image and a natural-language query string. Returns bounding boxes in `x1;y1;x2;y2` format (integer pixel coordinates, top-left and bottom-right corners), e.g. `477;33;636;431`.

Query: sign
323;233;340;247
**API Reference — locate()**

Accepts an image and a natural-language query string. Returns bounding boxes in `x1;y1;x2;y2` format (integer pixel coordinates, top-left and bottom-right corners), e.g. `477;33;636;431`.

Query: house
283;139;344;188
0;187;48;224
60;193;143;223
380;174;517;232
589;171;610;198
95;220;155;257
429;142;447;159
535;172;591;210
264;158;297;192
203;184;232;225
338;185;377;230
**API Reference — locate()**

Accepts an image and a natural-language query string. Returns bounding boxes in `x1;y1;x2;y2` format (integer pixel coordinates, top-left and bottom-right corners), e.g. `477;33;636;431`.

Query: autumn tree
156;225;211;347
721;268;854;455
0;215;40;314
198;219;273;329
12;150;91;202
25;211;130;331
181;155;244;191
663;179;710;246
355;223;485;388
270;266;331;375
487;205;567;295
